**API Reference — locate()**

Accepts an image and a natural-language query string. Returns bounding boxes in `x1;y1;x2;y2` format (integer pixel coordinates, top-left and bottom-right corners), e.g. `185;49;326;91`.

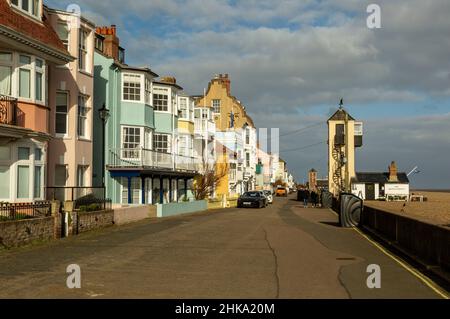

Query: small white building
351;161;410;201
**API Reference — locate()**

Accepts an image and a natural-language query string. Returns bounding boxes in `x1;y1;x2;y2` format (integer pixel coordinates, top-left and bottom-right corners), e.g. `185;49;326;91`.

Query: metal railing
0;94;18;125
46;187;106;203
108;148;198;172
0;201;51;221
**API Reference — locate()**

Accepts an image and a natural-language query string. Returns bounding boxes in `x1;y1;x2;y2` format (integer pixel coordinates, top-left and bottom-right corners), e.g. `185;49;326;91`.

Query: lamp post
99;103;110;200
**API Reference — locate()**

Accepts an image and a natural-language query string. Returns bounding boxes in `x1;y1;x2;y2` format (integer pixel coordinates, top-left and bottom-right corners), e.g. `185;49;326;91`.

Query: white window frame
77;94;89;139
0;52;13;96
122;73;143;102
77;165;88;187
121;126;143;159
56;21;70;51
145;77;152;105
11;0;42;20
153;93;169;112
212;99;221;114
55;91;69;137
78;28;89;72
179;97;188;120
0;51;46;104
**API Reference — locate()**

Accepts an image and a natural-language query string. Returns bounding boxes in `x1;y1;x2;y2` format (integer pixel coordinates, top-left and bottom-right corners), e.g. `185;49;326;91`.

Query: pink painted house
0;0;73;202
45;7;95;195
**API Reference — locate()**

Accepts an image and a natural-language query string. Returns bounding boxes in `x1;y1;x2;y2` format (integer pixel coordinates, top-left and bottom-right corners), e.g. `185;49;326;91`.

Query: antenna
407;166;420;177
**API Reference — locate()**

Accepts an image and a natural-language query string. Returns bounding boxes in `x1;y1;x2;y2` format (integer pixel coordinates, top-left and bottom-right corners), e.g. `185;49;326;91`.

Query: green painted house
93;26;197;205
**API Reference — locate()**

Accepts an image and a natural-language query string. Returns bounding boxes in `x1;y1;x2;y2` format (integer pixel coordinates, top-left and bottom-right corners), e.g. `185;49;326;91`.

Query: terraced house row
0;0;294;206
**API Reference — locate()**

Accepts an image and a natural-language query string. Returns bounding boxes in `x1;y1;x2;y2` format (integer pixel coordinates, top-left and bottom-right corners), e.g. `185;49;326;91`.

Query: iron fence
0;201;52;222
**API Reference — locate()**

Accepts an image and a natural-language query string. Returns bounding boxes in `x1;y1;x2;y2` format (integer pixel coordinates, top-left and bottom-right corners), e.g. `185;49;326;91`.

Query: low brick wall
157;200;207;218
361;206;450;272
113;205;157;225
0;217;55;248
76;210;114;234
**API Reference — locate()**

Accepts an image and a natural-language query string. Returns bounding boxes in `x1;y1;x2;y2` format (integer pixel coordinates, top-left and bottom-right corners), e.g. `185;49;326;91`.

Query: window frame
153;93;169;112
179;97;188;120
11;0;42;20
78;28;89;72
77;94;89;139
212;99;221;114
122;73;143;102
153;133;171;154
55;91;69;137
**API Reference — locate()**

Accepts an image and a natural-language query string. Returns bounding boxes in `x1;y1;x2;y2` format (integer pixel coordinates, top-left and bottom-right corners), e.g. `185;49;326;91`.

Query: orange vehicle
276;186;287;197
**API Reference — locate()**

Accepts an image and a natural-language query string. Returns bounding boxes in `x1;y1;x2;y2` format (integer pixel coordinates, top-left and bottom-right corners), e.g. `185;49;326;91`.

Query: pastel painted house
93;26;198;205
46;7;96;197
0;0;72;202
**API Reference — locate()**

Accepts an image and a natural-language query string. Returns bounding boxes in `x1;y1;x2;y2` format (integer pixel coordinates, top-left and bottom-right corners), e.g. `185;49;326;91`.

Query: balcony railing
194;119;215;135
0;94;18;126
108;148;198;173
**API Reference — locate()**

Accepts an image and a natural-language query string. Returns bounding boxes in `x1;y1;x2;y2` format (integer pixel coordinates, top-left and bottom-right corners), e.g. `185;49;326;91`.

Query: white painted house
351;161;410;201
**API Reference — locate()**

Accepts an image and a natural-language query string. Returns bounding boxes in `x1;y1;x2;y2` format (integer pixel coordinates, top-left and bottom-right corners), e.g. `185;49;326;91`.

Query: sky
47;0;450;189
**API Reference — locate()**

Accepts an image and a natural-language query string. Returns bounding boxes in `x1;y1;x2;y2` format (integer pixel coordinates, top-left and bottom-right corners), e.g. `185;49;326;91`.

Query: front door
365;183;375;200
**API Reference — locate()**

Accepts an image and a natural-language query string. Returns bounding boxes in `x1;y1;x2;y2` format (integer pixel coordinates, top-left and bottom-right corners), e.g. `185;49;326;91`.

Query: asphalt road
0;195;446;299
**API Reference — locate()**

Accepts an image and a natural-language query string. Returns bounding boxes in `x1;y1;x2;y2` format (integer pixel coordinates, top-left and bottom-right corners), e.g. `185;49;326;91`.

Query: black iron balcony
0;94;18;126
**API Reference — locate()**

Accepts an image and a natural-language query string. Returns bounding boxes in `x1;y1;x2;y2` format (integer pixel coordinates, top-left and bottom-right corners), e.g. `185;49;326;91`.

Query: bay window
123;73;142;101
11;0;42;19
153;94;168;111
153;134;171;153
145;77;152;105
0;52;46;102
19;55;31;99
0;52;12;95
35;58;44;102
56;92;68;135
0;144;44;202
179;98;188;119
122;126;141;159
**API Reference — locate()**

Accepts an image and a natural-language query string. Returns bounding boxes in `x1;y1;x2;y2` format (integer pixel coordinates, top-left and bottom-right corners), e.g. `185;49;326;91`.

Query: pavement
0;195;446;299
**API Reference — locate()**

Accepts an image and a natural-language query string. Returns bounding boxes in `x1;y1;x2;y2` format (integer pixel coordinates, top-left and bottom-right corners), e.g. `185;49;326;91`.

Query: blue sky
47;0;450;188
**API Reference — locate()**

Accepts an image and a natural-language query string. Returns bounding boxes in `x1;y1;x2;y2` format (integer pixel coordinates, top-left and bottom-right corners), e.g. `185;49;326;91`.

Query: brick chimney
161;76;177;84
96;25;120;61
388;161;398;182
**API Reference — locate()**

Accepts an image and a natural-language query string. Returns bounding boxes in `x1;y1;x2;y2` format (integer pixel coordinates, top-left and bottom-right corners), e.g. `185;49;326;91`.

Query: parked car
237;191;268;208
276;187;287;197
263;190;273;204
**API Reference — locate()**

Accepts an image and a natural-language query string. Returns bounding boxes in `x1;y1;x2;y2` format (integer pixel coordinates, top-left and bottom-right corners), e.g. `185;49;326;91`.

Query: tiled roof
353;172;410;184
0;1;69;57
328;107;355;121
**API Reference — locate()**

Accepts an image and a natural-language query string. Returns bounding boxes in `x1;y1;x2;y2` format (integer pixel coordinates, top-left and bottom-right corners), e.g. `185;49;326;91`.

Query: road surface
0;195;446;298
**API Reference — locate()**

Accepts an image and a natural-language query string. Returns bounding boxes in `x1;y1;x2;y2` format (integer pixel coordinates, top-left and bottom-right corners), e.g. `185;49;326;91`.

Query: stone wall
0;217;55;249
75;210;115;234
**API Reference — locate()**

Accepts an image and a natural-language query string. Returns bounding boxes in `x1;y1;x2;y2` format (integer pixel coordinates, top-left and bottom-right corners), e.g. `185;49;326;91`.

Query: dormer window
11;0;42;19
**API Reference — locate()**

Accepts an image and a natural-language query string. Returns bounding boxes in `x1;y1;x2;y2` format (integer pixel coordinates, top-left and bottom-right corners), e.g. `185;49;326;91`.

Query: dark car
237;191;267;208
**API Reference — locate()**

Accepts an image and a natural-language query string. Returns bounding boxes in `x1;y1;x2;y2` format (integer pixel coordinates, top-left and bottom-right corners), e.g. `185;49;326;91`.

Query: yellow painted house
195;74;256;198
